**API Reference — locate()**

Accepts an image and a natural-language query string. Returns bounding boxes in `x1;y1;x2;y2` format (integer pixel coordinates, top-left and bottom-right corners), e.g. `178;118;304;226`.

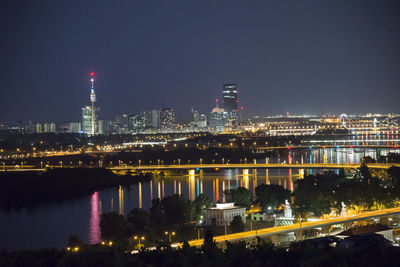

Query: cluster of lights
66;246;79;252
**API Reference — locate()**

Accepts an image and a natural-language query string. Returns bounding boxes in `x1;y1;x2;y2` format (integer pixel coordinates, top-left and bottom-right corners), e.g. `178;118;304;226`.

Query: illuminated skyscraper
222;83;238;124
82;106;97;134
151;109;160;129
128;114;144;132
209;106;227;132
160;108;175;129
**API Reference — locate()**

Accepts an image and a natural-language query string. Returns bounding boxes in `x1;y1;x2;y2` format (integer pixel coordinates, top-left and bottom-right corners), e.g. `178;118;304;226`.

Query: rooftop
337;224;391;236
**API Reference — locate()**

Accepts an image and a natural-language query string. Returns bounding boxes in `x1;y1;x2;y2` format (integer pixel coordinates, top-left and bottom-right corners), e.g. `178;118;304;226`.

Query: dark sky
1;0;400;122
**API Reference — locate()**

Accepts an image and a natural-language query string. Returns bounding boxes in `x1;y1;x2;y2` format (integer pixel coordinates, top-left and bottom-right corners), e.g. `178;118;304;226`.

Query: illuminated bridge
110;163;400;172
2;163;399;172
185;207;400;247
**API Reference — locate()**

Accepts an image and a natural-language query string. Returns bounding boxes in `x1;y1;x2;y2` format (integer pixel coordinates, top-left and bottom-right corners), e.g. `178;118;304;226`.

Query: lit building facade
191;108;207;128
223;83;238;124
35;123;42;133
205;203;246;226
69;122;82;133
82;106;98;134
151;110;160;129
209;107;227;132
128;114;144;132
160;108;175;129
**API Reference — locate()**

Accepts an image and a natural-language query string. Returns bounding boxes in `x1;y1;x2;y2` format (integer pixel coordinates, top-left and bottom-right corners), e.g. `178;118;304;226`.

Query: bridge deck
111;163;400;171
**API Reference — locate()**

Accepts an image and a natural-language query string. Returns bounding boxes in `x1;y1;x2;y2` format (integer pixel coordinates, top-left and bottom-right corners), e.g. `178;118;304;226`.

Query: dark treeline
100;193;212;247
293;165;400;219
1;233;399;267
0;168;150;211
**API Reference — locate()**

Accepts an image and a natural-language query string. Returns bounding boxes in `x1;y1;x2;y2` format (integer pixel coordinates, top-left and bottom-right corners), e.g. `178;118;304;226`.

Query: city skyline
3;1;400;261
1;1;400;122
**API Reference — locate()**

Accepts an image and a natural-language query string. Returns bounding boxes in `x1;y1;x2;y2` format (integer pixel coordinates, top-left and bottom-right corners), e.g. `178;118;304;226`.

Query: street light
165;231;175;243
134;236;145;249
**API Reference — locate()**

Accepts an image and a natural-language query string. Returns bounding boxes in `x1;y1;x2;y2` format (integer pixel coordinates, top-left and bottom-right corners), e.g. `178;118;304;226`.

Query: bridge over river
110;163;400;172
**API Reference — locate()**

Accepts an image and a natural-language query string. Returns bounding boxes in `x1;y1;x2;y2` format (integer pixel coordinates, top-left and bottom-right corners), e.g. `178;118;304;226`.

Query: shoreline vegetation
0;168;151;211
0;234;399;267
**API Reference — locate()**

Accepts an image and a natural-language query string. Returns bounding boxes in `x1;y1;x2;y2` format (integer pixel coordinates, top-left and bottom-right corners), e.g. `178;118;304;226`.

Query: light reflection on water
88;192;101;244
0;147;398;250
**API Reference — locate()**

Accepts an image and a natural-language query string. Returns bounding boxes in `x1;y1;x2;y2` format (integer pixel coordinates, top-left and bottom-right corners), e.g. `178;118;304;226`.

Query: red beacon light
287;147;291;150
90;72;95;76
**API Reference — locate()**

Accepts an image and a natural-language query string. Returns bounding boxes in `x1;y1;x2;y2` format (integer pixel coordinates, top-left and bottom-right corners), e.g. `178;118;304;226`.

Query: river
0;146;398;250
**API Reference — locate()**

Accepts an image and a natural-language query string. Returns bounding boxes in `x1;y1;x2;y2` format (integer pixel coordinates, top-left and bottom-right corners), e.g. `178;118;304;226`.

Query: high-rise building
160;108;175;129
140;109;161;129
69;122;82;133
35;123;42;133
98;120;104;135
209;107;227;132
113;114;129;133
82;106;98;134
128;114;144;132
151;109;160;129
222;83;238;124
49;123;56;133
191;108;207;128
43;123;49;133
141;111;153;128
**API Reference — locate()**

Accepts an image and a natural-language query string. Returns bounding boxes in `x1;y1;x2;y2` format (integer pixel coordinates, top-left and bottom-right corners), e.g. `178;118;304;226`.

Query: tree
230;215;245;233
388;166;400;187
193;194;212;223
224;187;252;209
361;156;376;164
202;230;218;256
255;184;290;212
294;175;331;218
388;153;400;163
149;198;166;238
66;235;82;247
161;194;192;227
126;208;149;235
100;211;128;242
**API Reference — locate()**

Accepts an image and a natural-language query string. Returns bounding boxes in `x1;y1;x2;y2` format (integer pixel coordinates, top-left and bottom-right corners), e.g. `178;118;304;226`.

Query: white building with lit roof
205;203;246;226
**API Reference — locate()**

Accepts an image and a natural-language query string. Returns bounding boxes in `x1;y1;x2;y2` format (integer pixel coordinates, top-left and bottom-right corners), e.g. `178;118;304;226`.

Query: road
185;207;400;247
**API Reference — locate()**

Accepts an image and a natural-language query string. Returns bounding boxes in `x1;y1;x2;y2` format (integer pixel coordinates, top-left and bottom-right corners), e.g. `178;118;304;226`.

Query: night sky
1;0;400;122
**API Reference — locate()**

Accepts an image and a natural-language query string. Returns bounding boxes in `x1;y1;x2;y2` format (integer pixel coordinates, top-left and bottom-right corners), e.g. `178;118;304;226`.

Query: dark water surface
0;147;397;250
